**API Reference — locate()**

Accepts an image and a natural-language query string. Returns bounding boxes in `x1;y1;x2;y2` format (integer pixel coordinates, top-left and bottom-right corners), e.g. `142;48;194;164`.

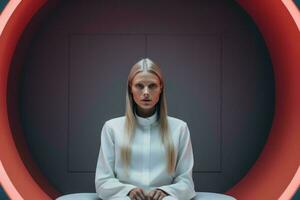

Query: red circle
0;0;299;199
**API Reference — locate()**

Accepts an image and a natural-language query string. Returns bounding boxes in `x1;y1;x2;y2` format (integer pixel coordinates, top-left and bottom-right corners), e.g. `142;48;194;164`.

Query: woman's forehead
133;71;160;83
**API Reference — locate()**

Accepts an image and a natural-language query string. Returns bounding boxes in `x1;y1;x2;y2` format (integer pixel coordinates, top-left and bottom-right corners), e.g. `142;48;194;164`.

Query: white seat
56;192;236;200
194;192;236;200
56;193;101;200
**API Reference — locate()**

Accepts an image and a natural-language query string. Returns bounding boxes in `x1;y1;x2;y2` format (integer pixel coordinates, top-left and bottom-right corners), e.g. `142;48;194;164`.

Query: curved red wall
0;0;299;199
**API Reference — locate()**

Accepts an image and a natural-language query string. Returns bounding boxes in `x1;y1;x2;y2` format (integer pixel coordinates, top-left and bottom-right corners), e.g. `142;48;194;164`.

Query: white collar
135;109;158;127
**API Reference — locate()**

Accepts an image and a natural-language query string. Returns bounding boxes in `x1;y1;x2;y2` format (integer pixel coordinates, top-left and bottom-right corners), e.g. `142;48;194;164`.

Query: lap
56;192;236;200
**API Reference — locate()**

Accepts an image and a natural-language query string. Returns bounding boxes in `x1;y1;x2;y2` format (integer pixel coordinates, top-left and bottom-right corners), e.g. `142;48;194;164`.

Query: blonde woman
95;58;196;200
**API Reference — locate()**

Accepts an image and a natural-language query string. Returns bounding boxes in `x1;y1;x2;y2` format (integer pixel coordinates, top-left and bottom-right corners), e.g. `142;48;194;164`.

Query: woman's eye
149;84;157;89
136;84;143;89
135;83;158;90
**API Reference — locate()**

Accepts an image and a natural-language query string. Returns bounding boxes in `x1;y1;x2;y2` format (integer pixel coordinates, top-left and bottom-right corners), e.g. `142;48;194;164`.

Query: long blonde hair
121;58;175;176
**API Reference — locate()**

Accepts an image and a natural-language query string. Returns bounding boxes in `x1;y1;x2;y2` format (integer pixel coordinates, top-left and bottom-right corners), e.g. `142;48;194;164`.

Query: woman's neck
135;106;156;118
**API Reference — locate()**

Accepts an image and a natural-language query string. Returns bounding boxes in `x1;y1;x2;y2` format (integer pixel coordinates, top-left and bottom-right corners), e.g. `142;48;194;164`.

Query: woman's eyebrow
136;81;158;84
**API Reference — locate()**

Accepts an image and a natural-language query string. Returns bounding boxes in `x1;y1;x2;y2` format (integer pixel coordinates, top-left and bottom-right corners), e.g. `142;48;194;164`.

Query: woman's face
131;71;162;115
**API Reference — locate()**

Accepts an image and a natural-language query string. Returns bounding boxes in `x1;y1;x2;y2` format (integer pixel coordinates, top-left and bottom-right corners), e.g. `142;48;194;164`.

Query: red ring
0;0;299;199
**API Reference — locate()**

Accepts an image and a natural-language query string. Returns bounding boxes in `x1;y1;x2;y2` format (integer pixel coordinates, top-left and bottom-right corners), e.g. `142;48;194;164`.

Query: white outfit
95;110;197;200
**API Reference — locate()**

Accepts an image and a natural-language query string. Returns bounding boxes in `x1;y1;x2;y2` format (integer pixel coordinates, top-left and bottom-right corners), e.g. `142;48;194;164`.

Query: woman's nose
144;87;149;93
143;87;150;96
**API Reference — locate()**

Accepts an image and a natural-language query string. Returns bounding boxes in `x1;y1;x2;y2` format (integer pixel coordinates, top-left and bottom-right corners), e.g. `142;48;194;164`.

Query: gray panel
68;34;145;171
147;35;221;172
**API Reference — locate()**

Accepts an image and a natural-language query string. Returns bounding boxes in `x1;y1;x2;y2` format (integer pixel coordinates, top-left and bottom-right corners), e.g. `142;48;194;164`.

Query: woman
95;58;196;200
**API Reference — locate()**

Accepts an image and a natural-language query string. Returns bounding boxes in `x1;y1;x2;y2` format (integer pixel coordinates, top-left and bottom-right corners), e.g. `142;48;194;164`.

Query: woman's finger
131;194;137;200
153;190;158;200
136;195;142;200
153;190;161;200
132;191;140;200
139;189;147;199
147;190;154;200
158;194;165;200
136;191;145;200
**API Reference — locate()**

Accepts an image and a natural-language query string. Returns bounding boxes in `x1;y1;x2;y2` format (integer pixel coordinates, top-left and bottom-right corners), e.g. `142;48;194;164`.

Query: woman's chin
138;104;154;110
140;106;153;110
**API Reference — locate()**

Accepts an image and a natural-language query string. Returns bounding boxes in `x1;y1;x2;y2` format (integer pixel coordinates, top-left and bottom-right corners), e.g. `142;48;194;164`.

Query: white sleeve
95;122;137;200
157;122;197;200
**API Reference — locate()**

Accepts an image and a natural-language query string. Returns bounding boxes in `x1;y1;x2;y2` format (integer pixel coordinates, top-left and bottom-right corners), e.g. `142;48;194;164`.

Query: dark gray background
1;0;299;199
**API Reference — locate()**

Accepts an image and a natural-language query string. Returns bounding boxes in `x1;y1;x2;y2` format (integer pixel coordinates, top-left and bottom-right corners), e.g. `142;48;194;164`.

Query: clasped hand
128;187;168;200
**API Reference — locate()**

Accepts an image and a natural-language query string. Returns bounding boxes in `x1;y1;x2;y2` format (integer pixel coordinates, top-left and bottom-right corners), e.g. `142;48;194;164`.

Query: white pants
56;192;236;200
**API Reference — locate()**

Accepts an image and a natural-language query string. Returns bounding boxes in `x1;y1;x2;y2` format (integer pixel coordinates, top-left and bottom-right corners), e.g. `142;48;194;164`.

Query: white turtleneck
95;111;196;200
135;109;159;127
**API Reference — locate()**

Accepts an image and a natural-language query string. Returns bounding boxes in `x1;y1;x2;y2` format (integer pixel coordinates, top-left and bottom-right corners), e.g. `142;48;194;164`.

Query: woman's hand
128;188;148;200
147;189;168;200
